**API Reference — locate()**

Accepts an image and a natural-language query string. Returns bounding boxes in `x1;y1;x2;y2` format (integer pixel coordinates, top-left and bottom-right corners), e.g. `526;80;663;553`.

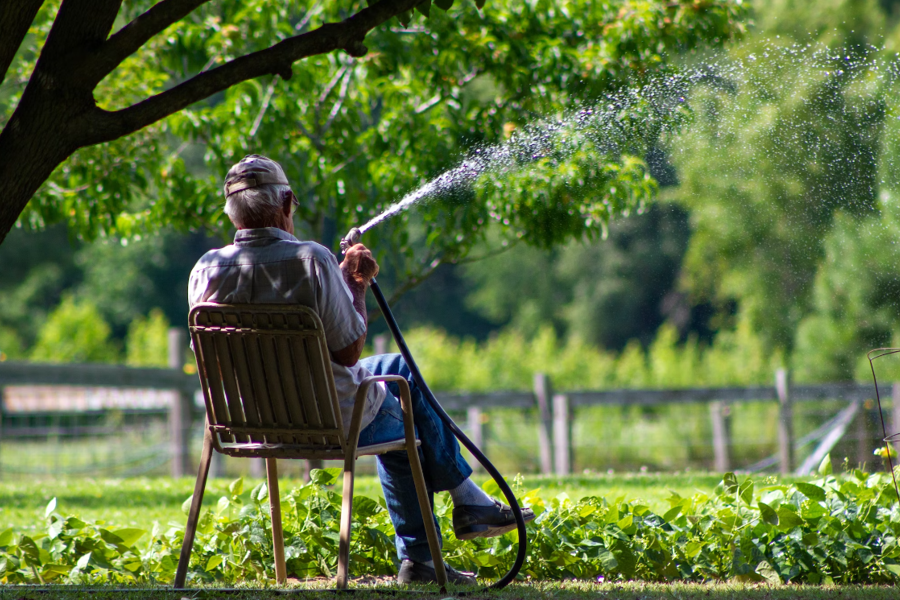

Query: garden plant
1;458;899;586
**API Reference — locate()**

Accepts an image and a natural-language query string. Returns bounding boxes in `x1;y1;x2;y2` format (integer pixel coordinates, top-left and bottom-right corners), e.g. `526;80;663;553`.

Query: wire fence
0;359;895;479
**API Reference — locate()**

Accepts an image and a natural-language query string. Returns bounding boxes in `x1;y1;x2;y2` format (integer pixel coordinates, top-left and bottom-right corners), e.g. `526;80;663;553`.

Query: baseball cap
224;154;290;197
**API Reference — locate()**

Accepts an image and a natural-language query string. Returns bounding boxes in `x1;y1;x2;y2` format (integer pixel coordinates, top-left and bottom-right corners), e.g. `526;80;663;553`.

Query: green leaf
415;0;431;17
228;477;244;497
795;482;826;502
0;528;13;547
755;560;781;585
617;514;633;530
663;505;682;521
684;541;703;558
722;472;739;495
76;552;91;570
255;482;269;503
818;453;833;475
181;495;194;516
112;528;146;548
19;536;41;565
206;554;224;572
758;501;779;526
885;563;900;578
310;468;342;487
44;497;57;518
775;505;804;530
738;479;754;505
434;0;454;9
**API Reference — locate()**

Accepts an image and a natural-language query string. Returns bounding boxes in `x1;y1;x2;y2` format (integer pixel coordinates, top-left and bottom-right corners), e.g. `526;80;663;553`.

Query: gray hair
224;183;292;228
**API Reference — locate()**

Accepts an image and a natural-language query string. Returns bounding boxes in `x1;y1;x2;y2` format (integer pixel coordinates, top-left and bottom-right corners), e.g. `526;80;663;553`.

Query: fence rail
1;330;898;478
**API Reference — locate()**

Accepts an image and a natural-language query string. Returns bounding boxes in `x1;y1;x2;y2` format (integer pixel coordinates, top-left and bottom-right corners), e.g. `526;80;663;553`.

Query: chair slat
212;333;249;443
190;303;348;450
297;335;341;447
243;330;278;444
258;330;294;445
284;332;325;445
195;330;233;443
276;332;317;445
226;331;264;443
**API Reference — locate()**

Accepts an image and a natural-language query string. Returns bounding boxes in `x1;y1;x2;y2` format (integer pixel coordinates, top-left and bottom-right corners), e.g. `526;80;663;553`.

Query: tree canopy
1;0;748;300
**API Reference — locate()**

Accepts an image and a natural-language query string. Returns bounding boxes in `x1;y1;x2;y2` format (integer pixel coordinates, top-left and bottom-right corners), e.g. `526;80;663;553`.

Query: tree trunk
0;95;86;244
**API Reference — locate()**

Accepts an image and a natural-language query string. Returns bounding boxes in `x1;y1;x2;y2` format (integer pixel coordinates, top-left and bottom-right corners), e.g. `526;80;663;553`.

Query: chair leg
336;450;357;589
266;458;287;585
174;428;215;589
396;380;447;588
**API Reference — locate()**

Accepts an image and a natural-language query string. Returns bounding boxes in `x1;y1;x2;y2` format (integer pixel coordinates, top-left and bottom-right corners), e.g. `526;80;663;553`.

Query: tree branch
89;0;425;144
322;68;353;134
0;0;44;87
86;0;211;85
248;76;278;138
39;0;121;68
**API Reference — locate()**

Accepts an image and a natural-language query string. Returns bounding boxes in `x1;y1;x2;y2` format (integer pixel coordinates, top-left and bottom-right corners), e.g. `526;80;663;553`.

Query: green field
0;471;730;534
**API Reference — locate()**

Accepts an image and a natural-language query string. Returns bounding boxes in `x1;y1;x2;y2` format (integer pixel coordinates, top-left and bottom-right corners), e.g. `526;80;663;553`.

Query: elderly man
189;155;533;585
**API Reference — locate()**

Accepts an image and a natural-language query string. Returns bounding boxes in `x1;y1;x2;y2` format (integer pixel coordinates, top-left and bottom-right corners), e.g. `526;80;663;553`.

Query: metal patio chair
174;303;445;589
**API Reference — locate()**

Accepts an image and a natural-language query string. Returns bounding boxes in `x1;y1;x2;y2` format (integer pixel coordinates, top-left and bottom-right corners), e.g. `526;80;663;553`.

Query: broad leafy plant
1;461;900;585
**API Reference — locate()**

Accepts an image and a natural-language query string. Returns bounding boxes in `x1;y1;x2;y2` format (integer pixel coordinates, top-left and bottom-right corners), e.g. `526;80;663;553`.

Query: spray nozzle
340;227;361;254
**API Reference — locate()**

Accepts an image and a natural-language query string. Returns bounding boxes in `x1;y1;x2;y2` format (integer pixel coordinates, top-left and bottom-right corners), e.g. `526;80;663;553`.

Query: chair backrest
189;303;345;454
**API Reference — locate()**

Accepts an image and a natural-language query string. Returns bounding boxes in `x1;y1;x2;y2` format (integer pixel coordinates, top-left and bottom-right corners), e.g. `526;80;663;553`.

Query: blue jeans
357;354;473;563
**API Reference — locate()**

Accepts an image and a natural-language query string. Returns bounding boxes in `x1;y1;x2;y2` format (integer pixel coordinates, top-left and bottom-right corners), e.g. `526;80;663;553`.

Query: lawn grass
0;581;896;599
0;471;787;534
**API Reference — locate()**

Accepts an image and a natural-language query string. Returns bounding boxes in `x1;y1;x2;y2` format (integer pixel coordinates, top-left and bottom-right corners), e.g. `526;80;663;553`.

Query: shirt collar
233;227;299;245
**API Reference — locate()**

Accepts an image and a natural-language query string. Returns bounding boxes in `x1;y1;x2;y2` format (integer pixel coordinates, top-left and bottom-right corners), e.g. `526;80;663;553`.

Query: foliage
28;296;118;364
460;204;694;349
399;314;783;392
790;81;900;383
1;466;899;585
670;0;899;353
125;309;171;368
0;327;23;361
6;0;749;290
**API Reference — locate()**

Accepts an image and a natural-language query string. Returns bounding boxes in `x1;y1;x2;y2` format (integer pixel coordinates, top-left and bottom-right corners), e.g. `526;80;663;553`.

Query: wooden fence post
710;401;731;472
893;383;900;456
374;334;389;356
776;369;793;475
533;373;554;475
552;394;572;475
168;328;192;478
467;407;483;473
856;399;874;469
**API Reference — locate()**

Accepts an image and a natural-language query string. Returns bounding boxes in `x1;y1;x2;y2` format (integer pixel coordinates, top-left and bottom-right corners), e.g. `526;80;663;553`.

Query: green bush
1;464;898;585
399;317;784;393
125;309;170;367
29;296;118;364
0;326;23;361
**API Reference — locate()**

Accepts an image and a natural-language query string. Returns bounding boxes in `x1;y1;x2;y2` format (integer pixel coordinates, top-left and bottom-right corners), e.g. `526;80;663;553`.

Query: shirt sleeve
314;250;367;352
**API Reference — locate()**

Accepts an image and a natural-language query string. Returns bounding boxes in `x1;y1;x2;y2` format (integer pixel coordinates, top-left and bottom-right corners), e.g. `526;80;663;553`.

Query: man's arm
331;244;379;366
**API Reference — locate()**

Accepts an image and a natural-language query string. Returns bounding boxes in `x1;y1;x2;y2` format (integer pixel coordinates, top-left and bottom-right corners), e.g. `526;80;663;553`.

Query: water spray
340;229;528;591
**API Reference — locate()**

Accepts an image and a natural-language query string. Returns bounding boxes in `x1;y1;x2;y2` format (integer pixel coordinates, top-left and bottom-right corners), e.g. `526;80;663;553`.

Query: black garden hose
368;278;528;591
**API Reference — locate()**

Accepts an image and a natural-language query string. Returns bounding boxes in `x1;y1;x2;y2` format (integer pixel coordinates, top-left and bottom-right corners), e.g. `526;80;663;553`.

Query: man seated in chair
189;155;534;585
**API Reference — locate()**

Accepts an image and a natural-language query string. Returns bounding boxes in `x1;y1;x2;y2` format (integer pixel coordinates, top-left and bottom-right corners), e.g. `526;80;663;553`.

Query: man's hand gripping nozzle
340;227;361;255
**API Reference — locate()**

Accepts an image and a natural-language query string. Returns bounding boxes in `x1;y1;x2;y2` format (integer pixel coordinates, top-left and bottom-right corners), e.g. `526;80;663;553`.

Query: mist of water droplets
357;41;900;235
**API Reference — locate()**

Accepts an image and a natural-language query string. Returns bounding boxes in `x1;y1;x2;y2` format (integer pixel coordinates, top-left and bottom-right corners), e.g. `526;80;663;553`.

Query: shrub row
1;459;899;585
